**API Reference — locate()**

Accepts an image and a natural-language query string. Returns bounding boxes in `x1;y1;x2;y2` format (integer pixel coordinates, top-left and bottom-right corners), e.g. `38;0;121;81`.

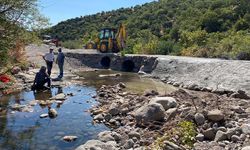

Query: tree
0;0;48;66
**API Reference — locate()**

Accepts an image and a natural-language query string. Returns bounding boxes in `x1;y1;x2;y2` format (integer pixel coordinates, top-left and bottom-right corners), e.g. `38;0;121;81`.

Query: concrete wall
65;53;157;73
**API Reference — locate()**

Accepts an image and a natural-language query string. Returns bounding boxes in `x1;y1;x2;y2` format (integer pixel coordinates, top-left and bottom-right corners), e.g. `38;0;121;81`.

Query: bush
156;40;175;55
236;52;250;60
151;121;197;149
61;39;83;49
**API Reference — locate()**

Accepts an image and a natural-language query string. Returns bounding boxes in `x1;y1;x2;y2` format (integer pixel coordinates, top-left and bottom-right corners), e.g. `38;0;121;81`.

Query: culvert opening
100;56;111;68
122;60;135;72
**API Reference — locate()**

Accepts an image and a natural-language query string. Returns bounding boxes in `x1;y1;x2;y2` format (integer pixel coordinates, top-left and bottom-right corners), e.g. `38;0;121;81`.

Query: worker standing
56;48;65;79
43;48;54;76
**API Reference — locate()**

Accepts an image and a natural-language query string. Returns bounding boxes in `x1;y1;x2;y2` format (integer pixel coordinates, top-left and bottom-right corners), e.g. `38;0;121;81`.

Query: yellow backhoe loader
86;24;127;53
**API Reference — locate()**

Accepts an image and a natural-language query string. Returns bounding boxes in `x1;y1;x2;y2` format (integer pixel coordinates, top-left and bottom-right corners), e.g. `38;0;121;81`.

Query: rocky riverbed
76;82;250;150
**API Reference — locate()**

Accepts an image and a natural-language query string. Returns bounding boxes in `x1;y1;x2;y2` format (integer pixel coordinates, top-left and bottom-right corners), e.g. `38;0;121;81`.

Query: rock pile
76;82;250;150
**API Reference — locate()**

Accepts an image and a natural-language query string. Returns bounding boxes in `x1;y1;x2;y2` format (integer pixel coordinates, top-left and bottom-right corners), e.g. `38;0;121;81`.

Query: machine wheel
100;43;107;53
86;43;93;49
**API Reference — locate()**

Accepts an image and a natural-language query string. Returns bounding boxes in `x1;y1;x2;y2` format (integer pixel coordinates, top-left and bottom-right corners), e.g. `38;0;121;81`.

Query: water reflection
78;70;176;94
0;85;108;150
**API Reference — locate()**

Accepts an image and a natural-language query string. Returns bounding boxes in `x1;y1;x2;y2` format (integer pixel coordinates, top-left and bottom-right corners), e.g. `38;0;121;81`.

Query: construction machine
85;24;127;53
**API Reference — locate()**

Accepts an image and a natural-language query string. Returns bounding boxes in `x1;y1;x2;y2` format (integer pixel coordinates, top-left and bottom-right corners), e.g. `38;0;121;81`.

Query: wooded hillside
45;0;250;59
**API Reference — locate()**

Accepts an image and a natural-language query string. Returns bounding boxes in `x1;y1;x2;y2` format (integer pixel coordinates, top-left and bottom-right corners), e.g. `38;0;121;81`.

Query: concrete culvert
100;56;111;68
122;60;135;72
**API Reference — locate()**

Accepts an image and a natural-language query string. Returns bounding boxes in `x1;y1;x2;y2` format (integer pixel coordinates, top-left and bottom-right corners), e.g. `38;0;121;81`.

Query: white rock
50;93;66;100
62;135;78;142
40;114;48;118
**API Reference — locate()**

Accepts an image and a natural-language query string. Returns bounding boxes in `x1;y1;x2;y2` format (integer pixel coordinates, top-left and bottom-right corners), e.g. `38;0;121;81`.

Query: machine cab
99;28;116;40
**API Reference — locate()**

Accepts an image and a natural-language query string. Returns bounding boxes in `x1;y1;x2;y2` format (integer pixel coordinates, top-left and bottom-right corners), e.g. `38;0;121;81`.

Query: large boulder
134;103;165;124
207;109;224;122
150;97;177;111
75;140;118;150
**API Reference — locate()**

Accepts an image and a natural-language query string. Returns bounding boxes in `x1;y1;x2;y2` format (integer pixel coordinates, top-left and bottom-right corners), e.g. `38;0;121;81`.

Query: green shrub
61;39;83;49
151;121;197;149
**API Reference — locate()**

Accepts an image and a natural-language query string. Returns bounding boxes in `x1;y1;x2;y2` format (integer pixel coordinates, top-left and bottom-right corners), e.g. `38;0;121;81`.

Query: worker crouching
32;66;51;91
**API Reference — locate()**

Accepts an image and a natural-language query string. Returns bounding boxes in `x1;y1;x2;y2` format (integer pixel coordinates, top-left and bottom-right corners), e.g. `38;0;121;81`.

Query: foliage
61;39;83;49
0;0;48;68
152;121;197;149
44;0;250;58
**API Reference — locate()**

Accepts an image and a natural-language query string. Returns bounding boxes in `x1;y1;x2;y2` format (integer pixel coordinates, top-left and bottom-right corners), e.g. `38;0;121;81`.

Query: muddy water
0;70;176;150
78;70;176;94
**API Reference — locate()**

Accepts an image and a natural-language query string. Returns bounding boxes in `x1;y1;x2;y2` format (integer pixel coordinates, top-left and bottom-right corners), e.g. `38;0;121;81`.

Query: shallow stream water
0;70;176;150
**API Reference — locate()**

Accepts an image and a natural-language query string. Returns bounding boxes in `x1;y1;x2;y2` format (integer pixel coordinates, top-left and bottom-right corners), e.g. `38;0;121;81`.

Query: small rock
94;114;104;121
48;108;58;118
40;114;48;118
231;135;240;142
150;97;177;110
207;109;224;122
163;140;183;150
50;93;66;100
97;131;115;142
104;114;112;121
67;93;74;96
231;106;245;114
240;134;247;141
109;103;120;116
242;124;250;134
123;139;134;149
62;136;78;142
242;146;250;150
29;100;37;106
195;113;205;125
203;128;216;140
245;108;250;113
75;140;117;150
217;127;227;132
143;89;159;97
128;131;141;139
118;82;126;88
196;134;204;142
214;130;227;142
218;142;226;147
112;132;122;141
11;66;21;75
226;128;237;139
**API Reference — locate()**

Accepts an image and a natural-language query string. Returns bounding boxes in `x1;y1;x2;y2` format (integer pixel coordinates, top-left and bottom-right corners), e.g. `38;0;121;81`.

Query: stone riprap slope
152;56;250;95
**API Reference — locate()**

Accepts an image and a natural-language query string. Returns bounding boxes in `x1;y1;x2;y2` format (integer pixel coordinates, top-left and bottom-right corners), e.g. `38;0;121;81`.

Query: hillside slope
44;0;250;59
